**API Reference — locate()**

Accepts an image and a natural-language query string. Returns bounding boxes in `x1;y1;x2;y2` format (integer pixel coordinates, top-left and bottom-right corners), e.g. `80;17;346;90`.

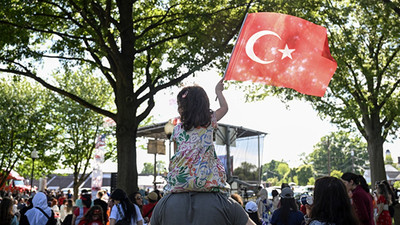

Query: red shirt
142;202;157;219
352;185;374;225
74;207;90;217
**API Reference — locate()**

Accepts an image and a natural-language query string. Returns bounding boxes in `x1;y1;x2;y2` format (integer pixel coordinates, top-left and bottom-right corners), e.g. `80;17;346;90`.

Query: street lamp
30;150;39;191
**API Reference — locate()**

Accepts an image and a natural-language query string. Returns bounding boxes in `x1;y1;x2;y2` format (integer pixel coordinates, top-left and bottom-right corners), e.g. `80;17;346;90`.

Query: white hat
245;201;258;213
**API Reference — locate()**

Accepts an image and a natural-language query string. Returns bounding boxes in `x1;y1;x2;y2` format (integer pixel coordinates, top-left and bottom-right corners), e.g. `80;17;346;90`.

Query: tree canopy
0;0;253;194
239;0;400;185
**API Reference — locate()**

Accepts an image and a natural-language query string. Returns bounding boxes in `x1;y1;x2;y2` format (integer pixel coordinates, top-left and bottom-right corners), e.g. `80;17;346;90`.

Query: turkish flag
224;13;337;97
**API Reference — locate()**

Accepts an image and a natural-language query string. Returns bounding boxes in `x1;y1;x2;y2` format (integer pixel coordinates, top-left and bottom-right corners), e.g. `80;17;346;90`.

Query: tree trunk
116;121;138;196
366;127;386;186
114;80;138;195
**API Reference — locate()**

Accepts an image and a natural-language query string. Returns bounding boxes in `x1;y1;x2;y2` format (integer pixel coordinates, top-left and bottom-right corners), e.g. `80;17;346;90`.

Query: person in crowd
380;180;397;219
78;205;104;225
62;205;78;225
17;198;26;211
271;189;280;213
375;183;392;225
257;188;272;225
72;194;92;225
58;193;66;207
150;80;255;225
12;199;19;219
306;176;359;225
270;187;304;225
51;198;61;222
129;192;143;214
109;188;143;225
67;190;73;200
60;199;73;223
94;191;109;224
341;172;374;225
19;197;33;220
142;192;158;224
0;197;18;225
231;193;244;207
246;201;262;225
20;192;57;225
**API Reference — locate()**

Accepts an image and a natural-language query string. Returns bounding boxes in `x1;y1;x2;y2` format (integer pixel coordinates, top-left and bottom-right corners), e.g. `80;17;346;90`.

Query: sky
134;70;400;173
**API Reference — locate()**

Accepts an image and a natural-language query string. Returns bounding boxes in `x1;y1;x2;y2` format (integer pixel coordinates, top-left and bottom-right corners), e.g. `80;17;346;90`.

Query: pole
153;153;157;190
225;126;231;183
258;134;261;186
30;158;35;191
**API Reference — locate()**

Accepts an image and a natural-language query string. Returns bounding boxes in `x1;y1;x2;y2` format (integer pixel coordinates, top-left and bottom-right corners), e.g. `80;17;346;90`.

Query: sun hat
145;191;158;201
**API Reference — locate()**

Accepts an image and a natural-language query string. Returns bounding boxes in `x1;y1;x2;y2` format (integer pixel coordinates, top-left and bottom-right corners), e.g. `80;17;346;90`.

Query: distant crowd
0;187;162;225
239;174;400;225
0;175;400;225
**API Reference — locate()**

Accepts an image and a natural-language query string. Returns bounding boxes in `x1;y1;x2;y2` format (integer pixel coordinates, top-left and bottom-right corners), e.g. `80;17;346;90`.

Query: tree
242;0;400;186
382;0;400;16
262;160;286;181
0;77;59;187
233;162;258;181
50;70;114;199
296;165;313;186
308;132;368;176
140;161;167;175
330;170;343;178
0;1;252;194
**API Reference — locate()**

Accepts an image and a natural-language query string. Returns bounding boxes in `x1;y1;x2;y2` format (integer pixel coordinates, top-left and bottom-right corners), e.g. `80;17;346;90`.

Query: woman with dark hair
109;189;143;225
78;205;104;225
129;192;144;218
307;176;359;225
380;180;397;218
341;172;374;225
0;197;18;225
270;187;304;225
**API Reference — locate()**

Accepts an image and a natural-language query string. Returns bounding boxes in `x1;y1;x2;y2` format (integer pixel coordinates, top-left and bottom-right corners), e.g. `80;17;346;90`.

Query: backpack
35;207;57;225
62;214;73;225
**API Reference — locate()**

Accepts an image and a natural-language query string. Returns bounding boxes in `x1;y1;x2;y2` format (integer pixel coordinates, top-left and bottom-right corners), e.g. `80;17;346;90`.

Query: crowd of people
238;174;399;225
0;187;164;225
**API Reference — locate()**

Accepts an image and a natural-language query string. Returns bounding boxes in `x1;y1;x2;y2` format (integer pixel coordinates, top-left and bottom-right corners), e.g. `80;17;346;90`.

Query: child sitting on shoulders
165;79;229;193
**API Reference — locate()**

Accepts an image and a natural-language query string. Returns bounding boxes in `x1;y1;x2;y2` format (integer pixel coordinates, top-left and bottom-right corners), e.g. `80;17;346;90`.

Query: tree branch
0;62;116;119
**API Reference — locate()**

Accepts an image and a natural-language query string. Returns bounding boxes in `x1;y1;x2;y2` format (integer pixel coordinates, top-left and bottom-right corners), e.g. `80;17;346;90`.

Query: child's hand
215;79;224;94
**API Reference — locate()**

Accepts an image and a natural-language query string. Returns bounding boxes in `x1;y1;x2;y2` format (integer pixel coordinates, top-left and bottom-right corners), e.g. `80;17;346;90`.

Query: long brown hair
177;86;211;131
0;197;14;225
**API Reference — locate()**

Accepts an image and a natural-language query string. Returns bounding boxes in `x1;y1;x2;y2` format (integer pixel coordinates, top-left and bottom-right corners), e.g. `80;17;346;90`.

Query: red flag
224;13;337;97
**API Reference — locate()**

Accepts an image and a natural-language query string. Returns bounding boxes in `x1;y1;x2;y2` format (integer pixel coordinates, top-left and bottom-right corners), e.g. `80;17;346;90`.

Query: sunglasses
135;196;142;200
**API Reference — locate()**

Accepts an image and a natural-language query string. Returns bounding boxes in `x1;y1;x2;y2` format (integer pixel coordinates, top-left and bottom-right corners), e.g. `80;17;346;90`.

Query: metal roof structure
136;121;267;140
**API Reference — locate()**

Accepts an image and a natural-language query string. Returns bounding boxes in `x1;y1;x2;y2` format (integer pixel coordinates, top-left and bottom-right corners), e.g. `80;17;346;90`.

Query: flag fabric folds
224;12;337;97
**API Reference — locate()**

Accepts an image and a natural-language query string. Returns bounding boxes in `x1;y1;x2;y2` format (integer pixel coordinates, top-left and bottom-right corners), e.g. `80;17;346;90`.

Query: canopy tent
137;121;267;185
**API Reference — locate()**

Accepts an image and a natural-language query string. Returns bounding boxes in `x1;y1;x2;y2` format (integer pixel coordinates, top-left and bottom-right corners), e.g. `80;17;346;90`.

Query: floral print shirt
165;112;229;193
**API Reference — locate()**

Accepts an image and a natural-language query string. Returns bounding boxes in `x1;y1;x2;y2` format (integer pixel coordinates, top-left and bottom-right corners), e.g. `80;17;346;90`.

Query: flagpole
216;13;249;102
222;13;249;80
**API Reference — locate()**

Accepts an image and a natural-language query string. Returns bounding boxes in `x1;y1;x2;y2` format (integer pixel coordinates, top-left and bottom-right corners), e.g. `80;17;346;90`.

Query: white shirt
110;203;143;225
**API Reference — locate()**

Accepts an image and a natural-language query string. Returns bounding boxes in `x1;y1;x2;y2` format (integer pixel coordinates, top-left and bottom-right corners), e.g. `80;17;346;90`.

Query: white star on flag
278;44;295;59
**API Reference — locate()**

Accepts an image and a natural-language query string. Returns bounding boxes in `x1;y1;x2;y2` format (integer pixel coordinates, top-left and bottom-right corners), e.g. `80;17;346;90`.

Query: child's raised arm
215;79;228;121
